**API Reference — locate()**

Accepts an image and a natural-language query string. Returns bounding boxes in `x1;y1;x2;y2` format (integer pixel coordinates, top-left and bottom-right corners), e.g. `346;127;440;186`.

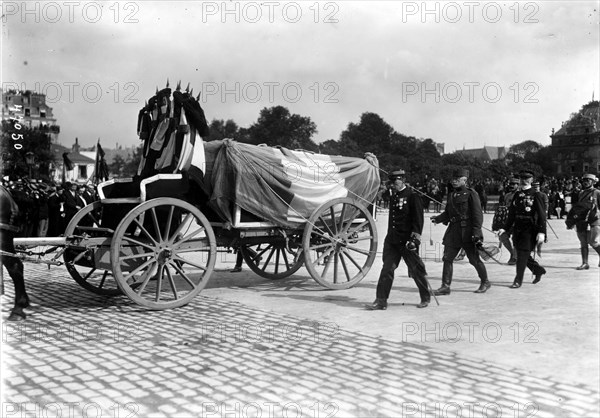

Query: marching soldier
492;177;519;264
366;169;431;310
571;173;600;269
431;168;490;295
497;169;547;287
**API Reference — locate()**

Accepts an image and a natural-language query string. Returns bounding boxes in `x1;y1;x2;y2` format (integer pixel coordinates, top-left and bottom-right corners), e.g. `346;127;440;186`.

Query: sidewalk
1;216;598;417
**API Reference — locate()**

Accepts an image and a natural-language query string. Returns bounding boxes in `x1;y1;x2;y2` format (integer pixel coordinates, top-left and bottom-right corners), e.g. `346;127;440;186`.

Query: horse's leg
2;257;28;321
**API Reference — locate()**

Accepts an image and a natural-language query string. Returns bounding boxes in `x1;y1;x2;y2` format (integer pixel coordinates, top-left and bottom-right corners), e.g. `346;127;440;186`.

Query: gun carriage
11;83;380;310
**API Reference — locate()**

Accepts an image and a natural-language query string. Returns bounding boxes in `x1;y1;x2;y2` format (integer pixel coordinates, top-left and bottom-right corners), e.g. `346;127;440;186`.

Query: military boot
365;298;388;310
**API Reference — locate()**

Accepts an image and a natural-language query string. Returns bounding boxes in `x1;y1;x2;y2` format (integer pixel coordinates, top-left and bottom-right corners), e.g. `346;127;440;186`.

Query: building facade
1;89;61;142
550;100;600;176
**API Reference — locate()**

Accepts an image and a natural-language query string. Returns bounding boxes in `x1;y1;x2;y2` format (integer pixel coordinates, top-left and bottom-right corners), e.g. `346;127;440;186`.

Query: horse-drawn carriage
10;83;381;310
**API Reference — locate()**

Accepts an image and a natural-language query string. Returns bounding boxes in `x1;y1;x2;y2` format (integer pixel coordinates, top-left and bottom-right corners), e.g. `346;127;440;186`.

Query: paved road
1;213;599;417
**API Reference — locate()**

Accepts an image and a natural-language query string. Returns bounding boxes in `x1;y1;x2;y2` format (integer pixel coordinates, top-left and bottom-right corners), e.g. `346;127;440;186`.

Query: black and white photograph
1;1;599;417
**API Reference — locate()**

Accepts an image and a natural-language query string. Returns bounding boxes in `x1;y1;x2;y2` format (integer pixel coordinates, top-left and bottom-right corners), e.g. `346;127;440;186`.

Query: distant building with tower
550;100;600;176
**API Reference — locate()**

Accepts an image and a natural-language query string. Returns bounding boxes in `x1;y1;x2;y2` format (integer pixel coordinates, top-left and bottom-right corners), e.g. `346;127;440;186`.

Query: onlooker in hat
570;173;600;269
366;169;431;310
47;186;65;236
533;180;549;216
498;169;547;288
431;168;491;295
63;182;82;228
492;177;519;265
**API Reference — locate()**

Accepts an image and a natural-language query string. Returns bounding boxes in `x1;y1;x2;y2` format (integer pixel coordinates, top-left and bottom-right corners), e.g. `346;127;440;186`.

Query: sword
425;276;440;306
475;243;505;265
546;220;558;239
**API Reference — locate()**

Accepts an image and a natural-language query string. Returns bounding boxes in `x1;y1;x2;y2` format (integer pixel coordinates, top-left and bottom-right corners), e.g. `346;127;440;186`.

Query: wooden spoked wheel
240;235;304;280
110;198;216;309
302;197;378;289
64;201;122;296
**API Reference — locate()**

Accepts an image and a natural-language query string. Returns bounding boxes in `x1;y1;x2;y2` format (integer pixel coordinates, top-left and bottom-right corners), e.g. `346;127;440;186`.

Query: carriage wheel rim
110;198;216;309
63;201;121;296
302;197;377;289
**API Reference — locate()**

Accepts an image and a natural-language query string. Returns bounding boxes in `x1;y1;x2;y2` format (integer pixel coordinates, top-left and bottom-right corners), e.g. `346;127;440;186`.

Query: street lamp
25;152;35;178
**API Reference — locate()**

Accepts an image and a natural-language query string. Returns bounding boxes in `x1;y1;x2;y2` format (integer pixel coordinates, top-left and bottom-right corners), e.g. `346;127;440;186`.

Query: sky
2;1;599;153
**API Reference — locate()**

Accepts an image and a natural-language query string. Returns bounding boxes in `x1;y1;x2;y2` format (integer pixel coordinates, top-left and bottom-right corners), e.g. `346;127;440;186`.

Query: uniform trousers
0;230;26;302
441;243;488;285
512;229;545;284
376;238;430;302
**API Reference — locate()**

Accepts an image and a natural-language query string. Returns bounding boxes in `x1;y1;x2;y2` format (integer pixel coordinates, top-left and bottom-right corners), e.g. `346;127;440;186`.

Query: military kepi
389;169;406;180
452;168;469;178
518;169;534;178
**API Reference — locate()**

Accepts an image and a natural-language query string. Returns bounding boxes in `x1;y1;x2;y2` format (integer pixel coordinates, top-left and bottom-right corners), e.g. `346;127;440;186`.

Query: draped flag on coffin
192;139;380;228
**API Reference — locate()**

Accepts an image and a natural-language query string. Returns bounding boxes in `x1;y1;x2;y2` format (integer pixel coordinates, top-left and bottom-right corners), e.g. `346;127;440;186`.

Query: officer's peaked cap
452;168;469;178
518;169;535;178
582;173;598;182
389;169;406;179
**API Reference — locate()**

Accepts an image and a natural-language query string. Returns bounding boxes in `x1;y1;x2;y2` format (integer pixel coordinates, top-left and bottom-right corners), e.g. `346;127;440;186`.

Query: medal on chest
395;197;407;210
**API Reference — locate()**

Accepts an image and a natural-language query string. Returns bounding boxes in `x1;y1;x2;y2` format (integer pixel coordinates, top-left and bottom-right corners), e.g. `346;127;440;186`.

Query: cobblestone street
1;215;599;417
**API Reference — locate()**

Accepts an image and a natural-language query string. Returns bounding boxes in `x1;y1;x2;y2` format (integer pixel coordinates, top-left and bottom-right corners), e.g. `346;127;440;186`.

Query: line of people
366;167;600;310
0;176;99;238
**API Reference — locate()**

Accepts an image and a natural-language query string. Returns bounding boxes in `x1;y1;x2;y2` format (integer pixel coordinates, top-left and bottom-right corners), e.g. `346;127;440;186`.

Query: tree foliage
242;106;318;151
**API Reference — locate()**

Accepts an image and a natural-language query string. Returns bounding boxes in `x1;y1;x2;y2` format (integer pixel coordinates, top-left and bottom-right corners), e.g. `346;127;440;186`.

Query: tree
339;112;395;158
243;106;318;151
122;145;143;177
206;119;240;142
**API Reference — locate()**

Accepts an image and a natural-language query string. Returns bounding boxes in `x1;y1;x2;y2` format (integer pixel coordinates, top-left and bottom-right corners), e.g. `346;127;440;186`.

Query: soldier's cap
518;169;534;179
509;177;520;184
389;170;406;180
582;173;598;182
451;168;469;178
532;181;540;187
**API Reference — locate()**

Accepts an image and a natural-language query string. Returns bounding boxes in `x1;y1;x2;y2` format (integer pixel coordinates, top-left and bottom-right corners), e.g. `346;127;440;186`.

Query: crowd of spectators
376;174;600;218
1;176;99;237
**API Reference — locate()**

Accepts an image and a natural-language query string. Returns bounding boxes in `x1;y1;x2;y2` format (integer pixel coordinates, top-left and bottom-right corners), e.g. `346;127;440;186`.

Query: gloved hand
536;233;545;244
471;236;483;248
496;229;506;237
410;232;421;246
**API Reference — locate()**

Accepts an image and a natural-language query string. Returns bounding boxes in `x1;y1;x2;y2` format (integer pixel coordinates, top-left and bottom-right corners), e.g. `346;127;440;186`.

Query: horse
1;184;30;321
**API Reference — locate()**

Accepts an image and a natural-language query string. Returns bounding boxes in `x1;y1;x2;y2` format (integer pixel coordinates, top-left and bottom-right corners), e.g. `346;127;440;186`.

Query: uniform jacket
577;187;600;227
386;187;423;243
503;187;547;235
434;185;483;247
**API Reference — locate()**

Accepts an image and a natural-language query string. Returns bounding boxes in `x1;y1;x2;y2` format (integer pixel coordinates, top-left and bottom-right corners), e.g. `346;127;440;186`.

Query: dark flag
62;152;74;171
95;141;109;184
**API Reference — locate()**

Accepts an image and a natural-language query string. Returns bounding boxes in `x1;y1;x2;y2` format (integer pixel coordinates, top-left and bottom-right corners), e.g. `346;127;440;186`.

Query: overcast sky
2;1;599;152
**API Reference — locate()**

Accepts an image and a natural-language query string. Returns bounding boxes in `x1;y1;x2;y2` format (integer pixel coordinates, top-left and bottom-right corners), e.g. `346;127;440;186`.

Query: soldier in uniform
0;184;30;320
492;177;519;264
431;168;490;295
366;170;430;310
572;173;600;269
497;169;547;288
